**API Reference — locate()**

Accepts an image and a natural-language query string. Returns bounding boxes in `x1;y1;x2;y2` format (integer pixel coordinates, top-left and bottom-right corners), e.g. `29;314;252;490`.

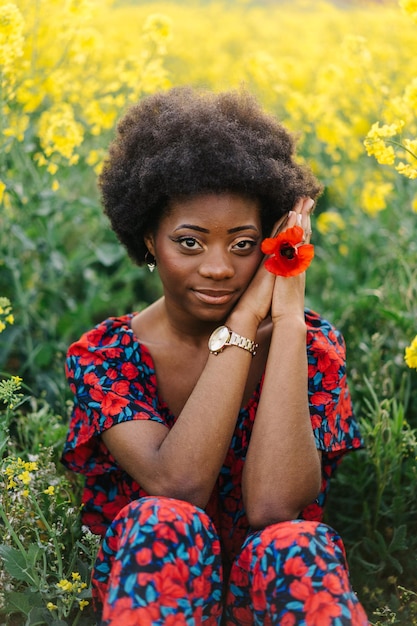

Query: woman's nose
198;249;235;279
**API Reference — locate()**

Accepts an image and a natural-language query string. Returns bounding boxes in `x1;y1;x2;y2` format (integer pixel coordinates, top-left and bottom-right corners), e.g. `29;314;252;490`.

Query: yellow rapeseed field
1;0;416;205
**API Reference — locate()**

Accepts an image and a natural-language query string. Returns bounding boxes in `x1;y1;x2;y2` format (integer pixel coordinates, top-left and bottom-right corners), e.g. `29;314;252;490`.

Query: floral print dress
61;309;369;625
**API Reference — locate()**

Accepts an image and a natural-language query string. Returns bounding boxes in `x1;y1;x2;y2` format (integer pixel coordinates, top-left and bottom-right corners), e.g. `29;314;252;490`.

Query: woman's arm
101;251;277;509
101;310;263;509
242;199;322;528
242;311;322;528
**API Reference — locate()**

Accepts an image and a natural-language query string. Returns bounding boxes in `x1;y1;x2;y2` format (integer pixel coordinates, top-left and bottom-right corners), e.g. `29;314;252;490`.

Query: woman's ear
144;233;155;256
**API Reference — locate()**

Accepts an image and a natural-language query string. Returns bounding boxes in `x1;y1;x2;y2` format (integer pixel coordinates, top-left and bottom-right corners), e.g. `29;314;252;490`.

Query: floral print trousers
92;496;369;626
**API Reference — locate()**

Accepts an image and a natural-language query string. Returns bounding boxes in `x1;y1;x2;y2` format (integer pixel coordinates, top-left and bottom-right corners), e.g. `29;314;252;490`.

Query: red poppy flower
261;225;314;277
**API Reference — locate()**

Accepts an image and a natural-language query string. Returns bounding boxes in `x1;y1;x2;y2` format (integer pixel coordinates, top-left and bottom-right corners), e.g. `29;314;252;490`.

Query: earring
145;251;156;273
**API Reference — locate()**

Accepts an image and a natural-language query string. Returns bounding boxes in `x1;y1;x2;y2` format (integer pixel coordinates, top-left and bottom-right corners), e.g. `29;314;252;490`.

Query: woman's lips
193;289;235;305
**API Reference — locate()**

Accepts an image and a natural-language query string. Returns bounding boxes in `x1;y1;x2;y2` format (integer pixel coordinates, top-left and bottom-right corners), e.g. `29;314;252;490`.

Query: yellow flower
71;572;81;581
83;99;117;136
405;335;417;369
364;121;405;166
396;162;417;179
399;0;417;23
3;112;29;143
0;2;25;70
38;103;84;163
47;162;59;175
143;13;173;47
0;180;6;203
79;600;89;610
24;460;38;471
86;148;105;175
47;602;58;612
57;579;73;592
86;149;103;166
368;121;405;139
34;153;48;167
364;135;396;165
18;470;32;485
316;211;346;235
0;321;5;333
0;297;12;316
404;138;417;158
66;0;93;20
361;180;394;217
5;314;14;324
403;78;417;111
339;243;349;257
43;485;55;495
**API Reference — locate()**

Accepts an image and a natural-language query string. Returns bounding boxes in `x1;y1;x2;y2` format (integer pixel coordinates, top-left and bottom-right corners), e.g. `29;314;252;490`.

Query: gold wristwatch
208;325;258;356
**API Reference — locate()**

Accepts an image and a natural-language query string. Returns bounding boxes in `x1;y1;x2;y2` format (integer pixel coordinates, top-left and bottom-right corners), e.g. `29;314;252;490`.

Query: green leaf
3;590;32;616
0;545;38;585
389;524;408;552
25;607;54;626
28;543;43;567
3;589;44;618
93;242;125;267
386;554;403;574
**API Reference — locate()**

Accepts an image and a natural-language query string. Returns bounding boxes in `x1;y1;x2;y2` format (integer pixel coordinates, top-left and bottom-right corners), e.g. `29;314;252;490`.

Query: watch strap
227;330;258;355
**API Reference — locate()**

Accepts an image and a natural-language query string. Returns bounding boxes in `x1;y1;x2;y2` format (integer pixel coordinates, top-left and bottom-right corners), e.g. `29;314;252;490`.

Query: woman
62;87;368;625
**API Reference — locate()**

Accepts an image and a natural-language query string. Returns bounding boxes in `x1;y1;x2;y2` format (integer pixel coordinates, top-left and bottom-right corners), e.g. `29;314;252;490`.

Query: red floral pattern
93;498;369;625
61;309;366;624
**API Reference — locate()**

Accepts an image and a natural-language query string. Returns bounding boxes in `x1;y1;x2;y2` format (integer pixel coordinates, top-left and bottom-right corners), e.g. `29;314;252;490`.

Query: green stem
386;138;417;161
30;492;64;579
71;606;83;626
0;504;26;553
0;423;10;456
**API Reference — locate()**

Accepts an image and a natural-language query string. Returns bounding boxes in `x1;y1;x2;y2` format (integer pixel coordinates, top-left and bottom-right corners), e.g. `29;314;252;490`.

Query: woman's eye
233;239;257;251
178;237;201;250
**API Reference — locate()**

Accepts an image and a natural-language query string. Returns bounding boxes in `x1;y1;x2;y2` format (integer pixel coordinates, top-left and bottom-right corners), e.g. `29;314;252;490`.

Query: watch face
209;326;230;352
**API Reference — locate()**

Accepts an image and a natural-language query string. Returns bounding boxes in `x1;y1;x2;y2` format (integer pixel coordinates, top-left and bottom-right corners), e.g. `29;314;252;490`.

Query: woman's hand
230;196;314;327
270;197;314;323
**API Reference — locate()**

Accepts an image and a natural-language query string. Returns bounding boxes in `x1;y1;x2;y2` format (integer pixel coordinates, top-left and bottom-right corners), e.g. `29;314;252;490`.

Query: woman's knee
106;495;220;558
115;495;215;532
95;496;221;591
94;497;224;622
240;519;348;570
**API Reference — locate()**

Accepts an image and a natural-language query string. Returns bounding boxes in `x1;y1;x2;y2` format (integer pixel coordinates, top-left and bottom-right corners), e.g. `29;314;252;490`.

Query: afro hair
99;86;323;265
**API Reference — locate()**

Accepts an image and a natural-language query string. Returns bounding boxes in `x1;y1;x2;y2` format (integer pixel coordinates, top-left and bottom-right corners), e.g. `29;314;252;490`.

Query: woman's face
145;193;263;325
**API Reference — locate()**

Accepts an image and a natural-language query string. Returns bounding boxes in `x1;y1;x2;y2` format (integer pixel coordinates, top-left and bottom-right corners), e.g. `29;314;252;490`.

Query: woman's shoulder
305;308;346;362
305;308;335;331
305;308;344;340
67;313;138;356
66;313;155;374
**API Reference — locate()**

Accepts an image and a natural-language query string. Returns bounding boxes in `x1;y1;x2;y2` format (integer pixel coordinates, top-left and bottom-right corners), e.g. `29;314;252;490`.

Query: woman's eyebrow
173;224;259;234
174;224;209;233
228;225;259;234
